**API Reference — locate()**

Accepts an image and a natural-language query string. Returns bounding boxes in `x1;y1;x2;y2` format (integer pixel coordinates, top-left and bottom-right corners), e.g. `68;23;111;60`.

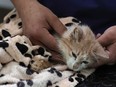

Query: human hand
97;26;116;64
11;0;66;61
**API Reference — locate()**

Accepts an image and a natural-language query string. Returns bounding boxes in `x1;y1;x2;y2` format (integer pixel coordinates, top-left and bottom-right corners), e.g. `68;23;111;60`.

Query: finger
48;49;65;64
97;33;112;46
97;26;116;46
96;33;101;39
107;42;116;63
38;28;59;52
29;37;44;46
48;15;66;36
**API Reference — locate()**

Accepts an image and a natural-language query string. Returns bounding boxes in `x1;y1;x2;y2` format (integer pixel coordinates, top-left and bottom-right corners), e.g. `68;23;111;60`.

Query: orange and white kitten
58;17;109;71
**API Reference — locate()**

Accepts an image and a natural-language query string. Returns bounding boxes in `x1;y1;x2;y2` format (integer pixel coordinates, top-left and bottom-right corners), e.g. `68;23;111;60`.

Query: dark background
0;8;11;23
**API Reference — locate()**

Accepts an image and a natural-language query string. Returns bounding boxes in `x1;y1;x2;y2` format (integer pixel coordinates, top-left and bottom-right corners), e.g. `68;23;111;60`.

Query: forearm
11;0;41;18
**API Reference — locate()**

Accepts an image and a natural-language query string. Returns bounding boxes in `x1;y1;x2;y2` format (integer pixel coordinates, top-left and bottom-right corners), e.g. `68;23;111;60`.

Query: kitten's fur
57;20;109;71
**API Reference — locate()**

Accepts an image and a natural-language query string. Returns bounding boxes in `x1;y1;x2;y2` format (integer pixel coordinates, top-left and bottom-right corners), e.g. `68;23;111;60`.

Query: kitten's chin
70;66;84;71
66;58;76;71
66;58;84;71
73;64;86;71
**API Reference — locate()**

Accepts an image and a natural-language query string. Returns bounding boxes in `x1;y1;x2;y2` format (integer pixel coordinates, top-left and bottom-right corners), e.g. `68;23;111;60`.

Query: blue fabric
39;0;116;34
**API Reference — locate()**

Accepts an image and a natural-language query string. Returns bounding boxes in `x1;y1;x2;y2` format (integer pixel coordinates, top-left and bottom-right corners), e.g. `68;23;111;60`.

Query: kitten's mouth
72;63;88;71
73;63;79;69
73;67;82;71
72;63;82;71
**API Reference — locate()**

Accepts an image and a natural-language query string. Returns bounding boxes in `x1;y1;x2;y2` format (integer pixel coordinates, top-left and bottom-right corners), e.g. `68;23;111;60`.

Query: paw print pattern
0;8;95;87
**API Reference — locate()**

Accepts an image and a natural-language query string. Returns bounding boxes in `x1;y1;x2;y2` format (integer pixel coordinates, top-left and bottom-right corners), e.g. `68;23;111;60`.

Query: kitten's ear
71;27;83;42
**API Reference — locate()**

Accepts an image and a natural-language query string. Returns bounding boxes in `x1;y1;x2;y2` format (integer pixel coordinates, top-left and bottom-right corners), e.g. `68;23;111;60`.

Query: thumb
97;26;116;46
107;42;116;63
48;15;66;36
97;30;115;47
97;34;111;46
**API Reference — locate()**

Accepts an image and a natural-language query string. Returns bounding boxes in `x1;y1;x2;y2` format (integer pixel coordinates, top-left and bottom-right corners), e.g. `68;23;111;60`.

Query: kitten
57;18;109;71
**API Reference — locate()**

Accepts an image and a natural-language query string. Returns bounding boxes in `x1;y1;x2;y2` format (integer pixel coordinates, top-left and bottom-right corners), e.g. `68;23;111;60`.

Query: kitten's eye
81;61;88;64
72;52;77;58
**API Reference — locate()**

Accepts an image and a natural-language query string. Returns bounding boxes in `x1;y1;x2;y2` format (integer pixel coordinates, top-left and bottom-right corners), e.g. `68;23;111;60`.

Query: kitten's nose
73;63;79;69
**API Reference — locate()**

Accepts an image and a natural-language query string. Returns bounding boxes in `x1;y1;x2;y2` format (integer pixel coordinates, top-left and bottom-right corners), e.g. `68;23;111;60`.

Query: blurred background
0;0;14;23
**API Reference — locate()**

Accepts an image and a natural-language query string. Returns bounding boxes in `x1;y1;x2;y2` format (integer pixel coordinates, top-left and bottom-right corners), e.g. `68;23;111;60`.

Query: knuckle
23;29;41;39
51;15;59;22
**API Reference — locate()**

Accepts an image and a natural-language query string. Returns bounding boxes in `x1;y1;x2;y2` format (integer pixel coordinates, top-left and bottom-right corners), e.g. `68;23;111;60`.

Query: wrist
11;0;41;17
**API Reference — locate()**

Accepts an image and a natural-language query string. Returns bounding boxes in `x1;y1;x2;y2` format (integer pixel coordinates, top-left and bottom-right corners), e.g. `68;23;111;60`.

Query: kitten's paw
29;55;52;72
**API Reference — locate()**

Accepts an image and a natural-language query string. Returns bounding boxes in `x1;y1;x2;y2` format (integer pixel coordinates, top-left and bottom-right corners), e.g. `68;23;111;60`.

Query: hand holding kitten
97;26;116;64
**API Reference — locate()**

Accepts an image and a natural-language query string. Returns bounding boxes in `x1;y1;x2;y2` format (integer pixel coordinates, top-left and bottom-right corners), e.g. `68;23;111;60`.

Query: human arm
11;0;66;60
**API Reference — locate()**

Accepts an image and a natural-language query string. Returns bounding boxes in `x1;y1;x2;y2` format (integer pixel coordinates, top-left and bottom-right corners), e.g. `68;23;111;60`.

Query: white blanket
0;9;95;87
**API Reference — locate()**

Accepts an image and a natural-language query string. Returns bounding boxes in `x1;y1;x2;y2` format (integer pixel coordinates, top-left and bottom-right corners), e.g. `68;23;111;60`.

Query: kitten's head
57;20;109;71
